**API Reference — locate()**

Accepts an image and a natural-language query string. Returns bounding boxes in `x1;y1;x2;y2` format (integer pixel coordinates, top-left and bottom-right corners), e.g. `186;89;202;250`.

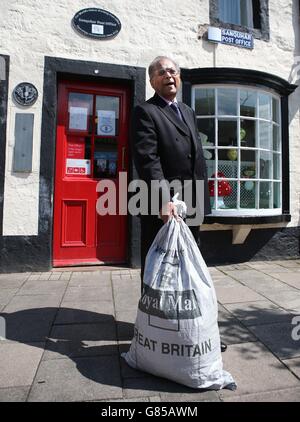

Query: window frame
209;0;270;42
181;67;297;225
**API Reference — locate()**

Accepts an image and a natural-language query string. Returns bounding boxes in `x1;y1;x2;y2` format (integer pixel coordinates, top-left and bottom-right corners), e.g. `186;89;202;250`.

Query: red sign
67;167;86;174
67;141;85;159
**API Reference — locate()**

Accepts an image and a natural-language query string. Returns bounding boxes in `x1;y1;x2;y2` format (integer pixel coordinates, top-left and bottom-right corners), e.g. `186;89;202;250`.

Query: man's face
150;59;181;101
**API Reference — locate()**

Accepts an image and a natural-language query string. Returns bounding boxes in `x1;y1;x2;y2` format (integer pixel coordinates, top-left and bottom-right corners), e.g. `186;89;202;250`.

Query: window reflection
94;137;118;179
260;181;272;209
195;89;215;115
240;90;256;117
218;89;237;116
218;119;238;146
259;121;271;150
259;93;271;120
260;151;272;179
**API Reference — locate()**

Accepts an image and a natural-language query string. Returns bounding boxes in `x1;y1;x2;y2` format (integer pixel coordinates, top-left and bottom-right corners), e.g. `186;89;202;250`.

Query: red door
53;79;130;266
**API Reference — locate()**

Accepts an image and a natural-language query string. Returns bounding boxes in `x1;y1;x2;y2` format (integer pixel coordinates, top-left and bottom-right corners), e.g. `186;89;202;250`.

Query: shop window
181;67;297;223
193;85;281;216
210;0;269;41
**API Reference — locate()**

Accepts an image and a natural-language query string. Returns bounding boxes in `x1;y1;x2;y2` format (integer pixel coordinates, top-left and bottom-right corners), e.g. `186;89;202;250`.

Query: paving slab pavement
0;261;300;402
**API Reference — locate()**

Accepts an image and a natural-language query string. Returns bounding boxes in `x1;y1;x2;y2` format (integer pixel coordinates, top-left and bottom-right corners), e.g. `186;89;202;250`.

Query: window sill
203;214;291;225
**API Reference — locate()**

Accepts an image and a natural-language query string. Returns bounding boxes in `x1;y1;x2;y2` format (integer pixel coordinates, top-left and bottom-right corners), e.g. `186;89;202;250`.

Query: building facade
0;0;299;272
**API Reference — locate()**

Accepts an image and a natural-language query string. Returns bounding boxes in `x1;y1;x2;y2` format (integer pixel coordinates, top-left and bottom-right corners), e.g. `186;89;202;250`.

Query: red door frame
53;79;130;266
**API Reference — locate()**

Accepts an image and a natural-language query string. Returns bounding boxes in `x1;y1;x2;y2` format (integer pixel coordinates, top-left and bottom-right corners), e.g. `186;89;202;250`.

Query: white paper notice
69;107;88;130
66;159;91;175
97;110;116;136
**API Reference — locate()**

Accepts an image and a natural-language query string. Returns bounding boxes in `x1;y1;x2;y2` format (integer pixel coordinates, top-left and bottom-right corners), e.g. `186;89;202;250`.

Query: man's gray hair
148;56;180;79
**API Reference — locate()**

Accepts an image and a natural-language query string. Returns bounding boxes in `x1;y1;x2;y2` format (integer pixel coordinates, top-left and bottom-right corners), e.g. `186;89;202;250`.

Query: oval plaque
72;8;121;39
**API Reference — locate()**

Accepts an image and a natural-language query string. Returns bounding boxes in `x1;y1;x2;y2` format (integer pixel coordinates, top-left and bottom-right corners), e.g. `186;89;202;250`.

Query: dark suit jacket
131;93;211;219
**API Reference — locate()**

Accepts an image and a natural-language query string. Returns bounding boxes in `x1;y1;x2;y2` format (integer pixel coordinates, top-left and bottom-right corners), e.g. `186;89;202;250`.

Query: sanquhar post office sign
72;8;121;39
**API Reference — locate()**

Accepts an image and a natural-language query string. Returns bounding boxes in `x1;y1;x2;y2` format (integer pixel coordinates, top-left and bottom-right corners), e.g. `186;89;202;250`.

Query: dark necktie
170;102;183;121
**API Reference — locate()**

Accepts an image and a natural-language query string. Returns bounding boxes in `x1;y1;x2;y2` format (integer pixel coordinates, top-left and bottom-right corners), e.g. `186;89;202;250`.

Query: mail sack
123;218;236;390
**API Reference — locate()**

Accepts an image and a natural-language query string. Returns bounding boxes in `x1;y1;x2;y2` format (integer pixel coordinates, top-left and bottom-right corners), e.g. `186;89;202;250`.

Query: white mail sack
123;218;236;390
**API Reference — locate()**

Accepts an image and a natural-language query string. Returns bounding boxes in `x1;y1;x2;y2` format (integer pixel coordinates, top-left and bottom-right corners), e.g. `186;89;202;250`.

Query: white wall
0;0;299;235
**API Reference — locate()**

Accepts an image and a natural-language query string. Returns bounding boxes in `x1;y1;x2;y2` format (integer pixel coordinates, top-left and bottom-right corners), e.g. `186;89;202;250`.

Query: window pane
218;154;238;178
218;148;238;164
219;0;241;25
259;151;272;179
259;93;271;120
273;153;281;180
197;118;215;145
259;181;272;209
240;119;256;147
218;119;238;146
240;90;256;117
273;182;281;208
93;137;118;179
273;124;280;151
240;0;254;28
222;180;237;209
208;178;237;209
240;181;257;208
68;93;93;132
259;121;271;149
195;89;215;115
95;96;119;136
272;97;280;123
240;150;256;178
217;89;237;116
219;0;253;28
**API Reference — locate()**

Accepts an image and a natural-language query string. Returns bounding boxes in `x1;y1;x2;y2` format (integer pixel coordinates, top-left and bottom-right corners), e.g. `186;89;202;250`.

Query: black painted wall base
200;226;300;265
0;226;299;273
0;235;51;273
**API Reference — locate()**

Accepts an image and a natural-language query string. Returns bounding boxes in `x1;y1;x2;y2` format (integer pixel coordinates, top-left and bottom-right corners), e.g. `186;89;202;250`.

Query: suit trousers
140;215;201;294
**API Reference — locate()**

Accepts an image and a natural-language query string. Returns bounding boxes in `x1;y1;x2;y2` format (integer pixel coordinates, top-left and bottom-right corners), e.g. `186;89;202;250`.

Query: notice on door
69;106;88;131
97;110;116;136
66;158;91;175
67;141;85;159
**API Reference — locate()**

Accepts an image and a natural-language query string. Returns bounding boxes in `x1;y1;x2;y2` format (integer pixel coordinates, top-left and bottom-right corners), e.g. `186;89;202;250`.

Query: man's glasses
156;67;179;77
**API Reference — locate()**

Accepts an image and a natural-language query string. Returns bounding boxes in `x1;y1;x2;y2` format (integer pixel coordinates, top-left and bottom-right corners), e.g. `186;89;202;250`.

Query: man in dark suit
131;56;226;352
131;55;211;270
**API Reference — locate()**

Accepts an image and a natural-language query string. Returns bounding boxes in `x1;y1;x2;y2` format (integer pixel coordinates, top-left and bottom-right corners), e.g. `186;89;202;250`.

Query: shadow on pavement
0;307;210;394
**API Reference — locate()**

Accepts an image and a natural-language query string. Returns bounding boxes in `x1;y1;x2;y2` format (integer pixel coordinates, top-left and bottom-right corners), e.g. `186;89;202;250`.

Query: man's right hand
159;202;179;224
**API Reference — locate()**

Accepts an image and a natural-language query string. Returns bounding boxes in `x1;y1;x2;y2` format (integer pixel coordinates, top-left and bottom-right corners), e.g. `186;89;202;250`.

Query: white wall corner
232;225;252;245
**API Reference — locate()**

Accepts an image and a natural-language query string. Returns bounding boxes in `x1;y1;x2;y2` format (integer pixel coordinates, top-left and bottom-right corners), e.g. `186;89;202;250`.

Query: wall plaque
72;8;121;39
13;82;38;106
